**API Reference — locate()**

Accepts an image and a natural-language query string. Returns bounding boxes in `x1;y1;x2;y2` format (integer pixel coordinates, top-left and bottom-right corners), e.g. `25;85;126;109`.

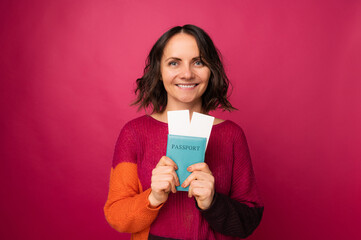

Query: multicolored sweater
104;115;263;239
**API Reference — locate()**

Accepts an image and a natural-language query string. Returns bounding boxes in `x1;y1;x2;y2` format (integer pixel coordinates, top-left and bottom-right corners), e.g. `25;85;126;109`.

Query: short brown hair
132;24;236;113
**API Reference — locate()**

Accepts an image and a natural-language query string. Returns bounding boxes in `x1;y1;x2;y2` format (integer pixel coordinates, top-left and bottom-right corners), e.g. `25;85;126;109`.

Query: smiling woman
104;25;264;240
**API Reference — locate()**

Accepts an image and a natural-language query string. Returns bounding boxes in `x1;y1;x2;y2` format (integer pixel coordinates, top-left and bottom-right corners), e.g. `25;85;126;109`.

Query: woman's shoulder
125;114;149;124
120;115;167;133
116;115;159;141
213;118;246;136
121;115;155;129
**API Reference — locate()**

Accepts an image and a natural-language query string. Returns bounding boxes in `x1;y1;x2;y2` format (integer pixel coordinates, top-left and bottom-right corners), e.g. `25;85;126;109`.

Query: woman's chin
169;97;201;107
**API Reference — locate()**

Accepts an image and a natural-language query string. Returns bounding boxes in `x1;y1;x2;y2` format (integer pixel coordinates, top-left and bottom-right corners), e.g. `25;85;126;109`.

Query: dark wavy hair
132;24;236;113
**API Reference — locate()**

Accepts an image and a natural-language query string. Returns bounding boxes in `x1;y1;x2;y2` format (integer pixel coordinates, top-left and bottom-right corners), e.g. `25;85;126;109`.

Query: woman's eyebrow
164;56;202;62
165;57;182;62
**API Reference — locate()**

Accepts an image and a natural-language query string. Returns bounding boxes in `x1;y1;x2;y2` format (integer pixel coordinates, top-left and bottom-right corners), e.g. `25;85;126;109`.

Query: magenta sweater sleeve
197;126;264;238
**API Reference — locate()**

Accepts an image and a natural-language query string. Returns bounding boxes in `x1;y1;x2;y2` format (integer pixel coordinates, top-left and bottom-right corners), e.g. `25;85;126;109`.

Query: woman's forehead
162;33;200;59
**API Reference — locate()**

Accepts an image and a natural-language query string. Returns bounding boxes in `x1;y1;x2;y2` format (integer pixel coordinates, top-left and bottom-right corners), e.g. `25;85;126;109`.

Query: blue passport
166;134;207;191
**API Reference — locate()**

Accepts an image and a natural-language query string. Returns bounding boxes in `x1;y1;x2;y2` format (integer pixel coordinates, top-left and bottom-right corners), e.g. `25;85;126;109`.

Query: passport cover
166;134;207;191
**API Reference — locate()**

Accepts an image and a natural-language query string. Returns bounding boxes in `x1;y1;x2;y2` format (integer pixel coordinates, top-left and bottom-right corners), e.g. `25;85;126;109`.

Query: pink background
1;0;360;239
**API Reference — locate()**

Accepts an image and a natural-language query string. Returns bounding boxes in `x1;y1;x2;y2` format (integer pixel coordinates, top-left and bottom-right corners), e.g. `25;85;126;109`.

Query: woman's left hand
182;163;215;210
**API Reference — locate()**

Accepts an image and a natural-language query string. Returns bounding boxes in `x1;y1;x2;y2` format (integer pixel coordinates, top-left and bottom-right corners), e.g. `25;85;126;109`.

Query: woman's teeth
177;84;196;88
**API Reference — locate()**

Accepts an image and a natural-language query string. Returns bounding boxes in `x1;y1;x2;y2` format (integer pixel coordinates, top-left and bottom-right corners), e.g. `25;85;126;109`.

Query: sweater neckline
145;114;229;128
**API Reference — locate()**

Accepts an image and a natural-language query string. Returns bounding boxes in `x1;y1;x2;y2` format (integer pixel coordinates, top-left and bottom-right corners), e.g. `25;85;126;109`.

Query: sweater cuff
195;191;219;213
196;192;228;225
144;188;164;211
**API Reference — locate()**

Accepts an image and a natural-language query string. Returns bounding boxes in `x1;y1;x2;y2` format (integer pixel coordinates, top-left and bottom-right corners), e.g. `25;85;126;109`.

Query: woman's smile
176;83;199;89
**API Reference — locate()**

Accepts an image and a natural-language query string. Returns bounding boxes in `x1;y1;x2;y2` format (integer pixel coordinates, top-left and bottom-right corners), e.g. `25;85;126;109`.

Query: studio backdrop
1;0;360;239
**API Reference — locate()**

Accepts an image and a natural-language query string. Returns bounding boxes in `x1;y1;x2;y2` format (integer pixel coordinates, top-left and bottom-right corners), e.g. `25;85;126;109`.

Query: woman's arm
104;161;162;233
104;123;180;234
197;126;264;238
104;123;162;233
198;192;264;238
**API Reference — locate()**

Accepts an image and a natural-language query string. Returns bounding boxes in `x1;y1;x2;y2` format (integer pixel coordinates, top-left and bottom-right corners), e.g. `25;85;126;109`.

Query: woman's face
160;33;211;108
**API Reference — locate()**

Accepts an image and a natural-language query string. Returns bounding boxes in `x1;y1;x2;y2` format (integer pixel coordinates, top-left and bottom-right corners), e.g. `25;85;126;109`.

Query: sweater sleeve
103;123;162;234
199;126;264;238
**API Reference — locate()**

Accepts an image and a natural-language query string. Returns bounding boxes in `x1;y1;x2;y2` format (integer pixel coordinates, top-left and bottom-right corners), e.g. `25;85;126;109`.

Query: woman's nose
180;65;194;80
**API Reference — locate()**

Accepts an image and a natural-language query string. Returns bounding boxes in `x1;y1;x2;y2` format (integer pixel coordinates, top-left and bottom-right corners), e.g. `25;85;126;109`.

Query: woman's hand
182;163;215;210
148;156;180;208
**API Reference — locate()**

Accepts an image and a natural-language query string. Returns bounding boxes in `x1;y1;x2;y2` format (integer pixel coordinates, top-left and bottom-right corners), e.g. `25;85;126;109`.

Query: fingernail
187;167;192;171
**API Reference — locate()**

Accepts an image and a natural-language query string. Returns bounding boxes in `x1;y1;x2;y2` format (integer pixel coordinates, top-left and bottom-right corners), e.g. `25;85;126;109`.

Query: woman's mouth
176;84;199;89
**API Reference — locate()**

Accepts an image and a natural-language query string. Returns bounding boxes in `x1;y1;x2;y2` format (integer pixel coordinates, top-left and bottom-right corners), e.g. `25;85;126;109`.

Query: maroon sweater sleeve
198;125;264;238
198;193;263;238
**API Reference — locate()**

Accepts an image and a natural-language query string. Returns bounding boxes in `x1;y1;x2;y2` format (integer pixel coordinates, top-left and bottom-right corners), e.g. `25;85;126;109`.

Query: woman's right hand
148;156;180;208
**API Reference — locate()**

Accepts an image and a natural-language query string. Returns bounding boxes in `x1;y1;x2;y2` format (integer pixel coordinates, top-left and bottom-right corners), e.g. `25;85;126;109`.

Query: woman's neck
152;102;206;123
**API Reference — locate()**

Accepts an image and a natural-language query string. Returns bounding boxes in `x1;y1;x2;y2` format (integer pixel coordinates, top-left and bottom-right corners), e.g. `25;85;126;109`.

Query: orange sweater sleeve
104;162;162;238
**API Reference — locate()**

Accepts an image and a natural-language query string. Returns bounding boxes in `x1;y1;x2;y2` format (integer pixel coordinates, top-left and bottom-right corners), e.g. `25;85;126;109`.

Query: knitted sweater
104;115;263;240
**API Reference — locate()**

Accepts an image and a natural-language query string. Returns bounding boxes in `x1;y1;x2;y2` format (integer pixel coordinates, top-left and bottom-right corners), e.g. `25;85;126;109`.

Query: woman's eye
169;61;178;66
194;60;204;66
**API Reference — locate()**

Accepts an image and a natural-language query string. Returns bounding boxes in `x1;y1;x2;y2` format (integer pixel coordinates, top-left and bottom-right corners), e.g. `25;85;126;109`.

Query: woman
104;25;263;240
